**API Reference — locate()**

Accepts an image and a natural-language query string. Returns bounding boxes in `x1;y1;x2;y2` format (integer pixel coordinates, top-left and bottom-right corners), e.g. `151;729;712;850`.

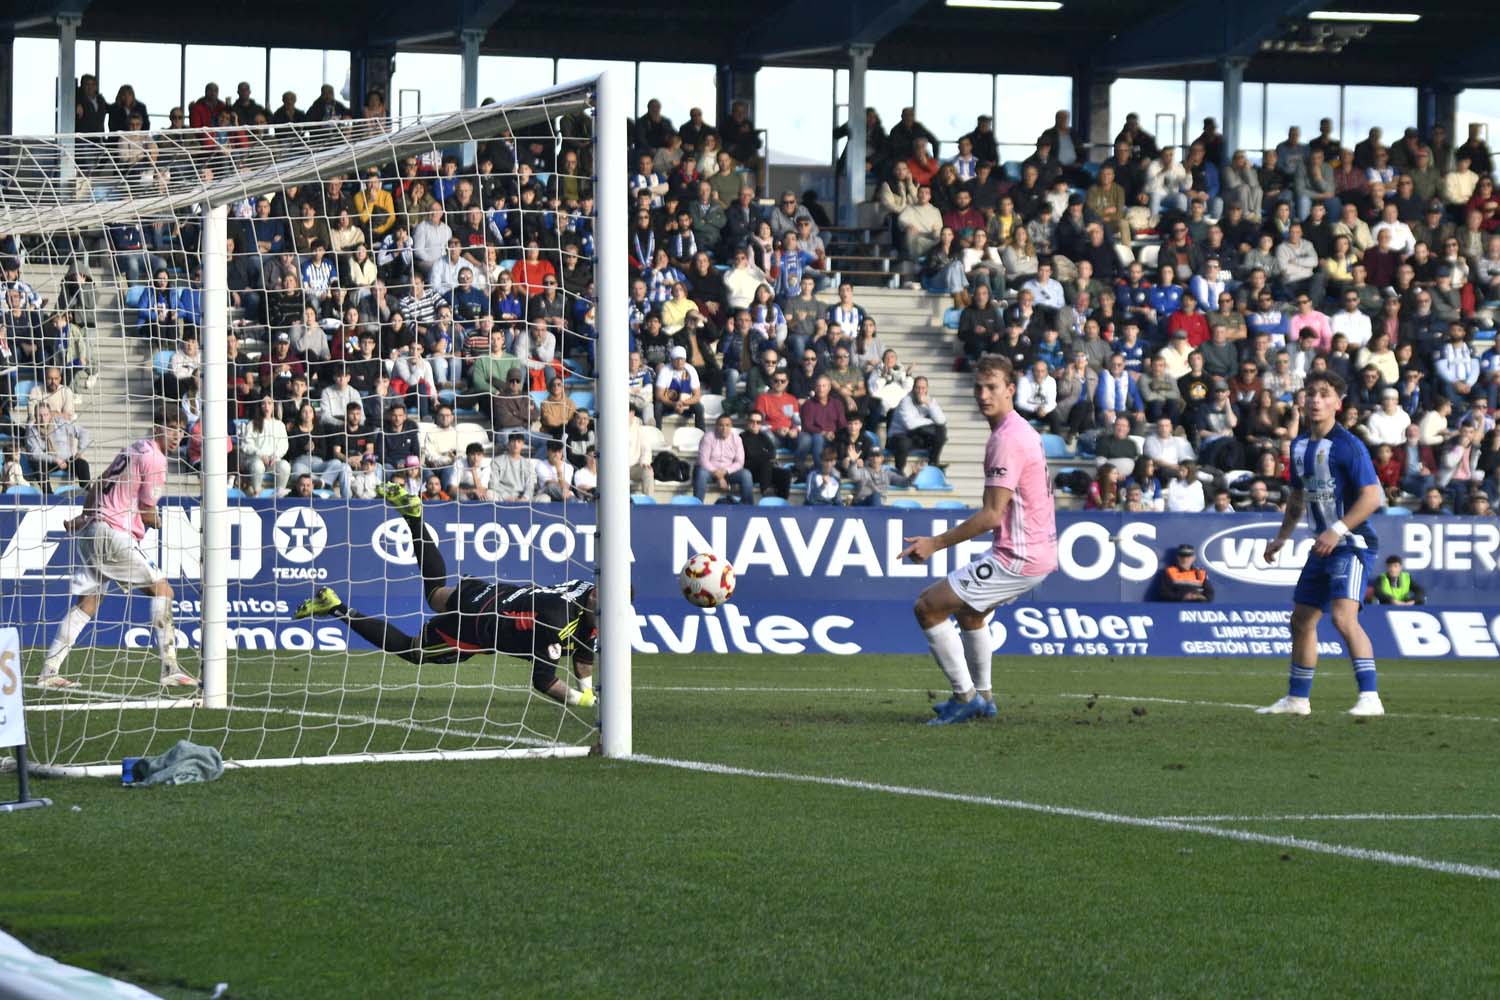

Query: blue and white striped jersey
1289;425;1380;553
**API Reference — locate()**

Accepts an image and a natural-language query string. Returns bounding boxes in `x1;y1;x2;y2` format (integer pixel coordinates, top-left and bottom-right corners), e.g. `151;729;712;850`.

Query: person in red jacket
1167;293;1210;347
188;83;225;129
509;240;557;295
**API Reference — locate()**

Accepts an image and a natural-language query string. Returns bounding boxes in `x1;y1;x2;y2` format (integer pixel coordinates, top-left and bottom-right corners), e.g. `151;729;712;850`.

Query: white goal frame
10;71;631;772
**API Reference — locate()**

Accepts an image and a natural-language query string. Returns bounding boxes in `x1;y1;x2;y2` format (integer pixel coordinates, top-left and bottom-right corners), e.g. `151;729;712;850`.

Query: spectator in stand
1144;147;1190;218
1436;323;1482;405
1158;545;1214;601
885;377;947;473
27;367;76;423
26;402;90;492
1143;416;1196;478
1362;387;1411;447
1095;353;1145;430
379;403;421;474
534;440;577;503
1241;478;1282;512
694;414;753;504
655;346;705;430
795;375;847;470
237;395;290;495
848;447;906;507
1275;223;1325;304
1016;360;1061;434
486;433;536;502
1165;461;1206;512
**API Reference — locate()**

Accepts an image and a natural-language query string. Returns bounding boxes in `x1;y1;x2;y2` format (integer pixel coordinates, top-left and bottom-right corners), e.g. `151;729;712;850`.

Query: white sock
924;621;973;696
961;626;993;696
45;607;91;670
564;686;582;706
151;595;179;671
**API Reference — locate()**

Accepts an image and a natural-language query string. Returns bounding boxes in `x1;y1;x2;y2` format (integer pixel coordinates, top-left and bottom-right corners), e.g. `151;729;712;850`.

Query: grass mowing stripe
1153;814;1500;823
630;754;1500;883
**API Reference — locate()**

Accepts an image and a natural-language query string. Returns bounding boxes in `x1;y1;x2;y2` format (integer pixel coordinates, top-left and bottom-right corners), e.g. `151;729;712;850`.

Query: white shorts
946;553;1048;613
71;521;164;597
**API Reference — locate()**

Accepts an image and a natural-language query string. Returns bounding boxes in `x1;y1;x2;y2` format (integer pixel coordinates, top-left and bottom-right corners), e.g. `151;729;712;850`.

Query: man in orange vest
1160;544;1215;602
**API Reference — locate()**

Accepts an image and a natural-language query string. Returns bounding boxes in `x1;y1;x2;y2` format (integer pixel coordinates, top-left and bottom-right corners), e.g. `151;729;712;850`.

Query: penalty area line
1152;813;1500;823
1061;692;1500;724
628;754;1500;883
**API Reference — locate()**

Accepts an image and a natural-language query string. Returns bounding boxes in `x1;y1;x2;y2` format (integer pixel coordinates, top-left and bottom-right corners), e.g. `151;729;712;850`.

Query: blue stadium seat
529;390;547;407
1083;161;1101;180
933;499;968;510
152;349;174;376
943;307;961;330
669;495;702;505
889;498;922;509
758;496;789;506
52;484;82;496
225;487;248;499
1002;160;1023;182
13;380;36;410
123;285;149;311
175;287;203;325
1384;506;1412;516
912;466;952;491
5;484;41;496
1040;433;1072;459
437;389;457;407
630;494;657;505
569;390;594;412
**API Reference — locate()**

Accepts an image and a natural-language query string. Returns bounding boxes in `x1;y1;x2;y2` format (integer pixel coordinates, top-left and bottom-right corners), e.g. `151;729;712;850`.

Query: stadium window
1457;88;1500;145
1342;86;1418;144
637;62;717;128
994;75;1071;162
1236;82;1267;158
269;48;330;110
915;72;993;153
97;41;181;129
1186;80;1222;145
1264;83;1339;148
183;45;267;118
477;56;556;104
836;69;918;161
12;36;97;134
390;52;462;117
1109;78;1186;151
756;67;835;166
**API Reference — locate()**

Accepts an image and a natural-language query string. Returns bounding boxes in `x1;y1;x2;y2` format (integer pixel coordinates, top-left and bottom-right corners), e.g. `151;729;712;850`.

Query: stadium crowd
1;77;1497;514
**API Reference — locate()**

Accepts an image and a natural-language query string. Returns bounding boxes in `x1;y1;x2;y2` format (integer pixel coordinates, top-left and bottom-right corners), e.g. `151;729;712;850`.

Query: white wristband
1330;520;1350;538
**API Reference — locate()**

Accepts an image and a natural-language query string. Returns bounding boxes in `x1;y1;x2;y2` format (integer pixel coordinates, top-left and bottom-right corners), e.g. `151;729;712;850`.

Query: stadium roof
5;0;1497;88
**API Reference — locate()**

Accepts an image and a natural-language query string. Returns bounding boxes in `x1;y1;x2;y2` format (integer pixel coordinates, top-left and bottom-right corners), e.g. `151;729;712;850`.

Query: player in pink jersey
39;410;197;690
899;355;1058;725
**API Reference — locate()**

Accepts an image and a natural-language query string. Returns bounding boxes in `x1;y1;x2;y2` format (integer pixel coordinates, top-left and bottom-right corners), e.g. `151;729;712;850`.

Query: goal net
1;73;632;775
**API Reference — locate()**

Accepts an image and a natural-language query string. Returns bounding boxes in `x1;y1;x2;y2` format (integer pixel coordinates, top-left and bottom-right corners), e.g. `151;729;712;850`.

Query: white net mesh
2;80;610;771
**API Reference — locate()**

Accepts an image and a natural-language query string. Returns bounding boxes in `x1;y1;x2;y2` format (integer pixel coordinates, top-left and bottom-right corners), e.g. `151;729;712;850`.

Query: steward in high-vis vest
1160;544;1215;602
1371;556;1425;605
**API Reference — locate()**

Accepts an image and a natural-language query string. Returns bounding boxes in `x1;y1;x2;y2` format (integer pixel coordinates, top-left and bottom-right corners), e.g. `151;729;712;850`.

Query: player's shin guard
44;606;91;673
960;626;993;694
924;621;973;696
150;595;178;669
1288;663;1316;699
1352;657;1378;693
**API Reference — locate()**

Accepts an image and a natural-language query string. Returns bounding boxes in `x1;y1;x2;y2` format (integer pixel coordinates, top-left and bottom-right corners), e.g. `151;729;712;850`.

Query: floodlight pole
595;70;632;758
200;204;229;710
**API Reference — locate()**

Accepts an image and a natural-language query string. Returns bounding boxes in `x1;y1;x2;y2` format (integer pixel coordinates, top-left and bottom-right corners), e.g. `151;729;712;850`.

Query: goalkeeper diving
294;483;596;708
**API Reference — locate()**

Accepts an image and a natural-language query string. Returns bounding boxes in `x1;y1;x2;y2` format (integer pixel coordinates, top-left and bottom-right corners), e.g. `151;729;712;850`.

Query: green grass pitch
3;651;1499;999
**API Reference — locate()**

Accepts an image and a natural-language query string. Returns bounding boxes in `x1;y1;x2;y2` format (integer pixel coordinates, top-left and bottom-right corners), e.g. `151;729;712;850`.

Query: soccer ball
679;551;736;608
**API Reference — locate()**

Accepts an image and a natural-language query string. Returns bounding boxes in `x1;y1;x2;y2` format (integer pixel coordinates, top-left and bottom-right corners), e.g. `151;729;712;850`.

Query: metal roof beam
4;0;91;32
735;0;927;61
1096;0;1318;74
367;0;516;49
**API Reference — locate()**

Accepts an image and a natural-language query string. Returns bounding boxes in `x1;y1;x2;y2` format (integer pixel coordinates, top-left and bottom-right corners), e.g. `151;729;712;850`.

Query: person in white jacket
1015;359;1061;434
238;395;290;495
1145;147;1190;218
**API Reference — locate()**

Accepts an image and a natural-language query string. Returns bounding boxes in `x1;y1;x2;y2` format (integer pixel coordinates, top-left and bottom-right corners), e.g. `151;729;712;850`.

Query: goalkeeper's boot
160;668;199;689
1255;695;1311;716
295;587;343;620
377;481;422;520
576;687;596;709
927;695;986;726
1347;692;1385;717
37;669;77;690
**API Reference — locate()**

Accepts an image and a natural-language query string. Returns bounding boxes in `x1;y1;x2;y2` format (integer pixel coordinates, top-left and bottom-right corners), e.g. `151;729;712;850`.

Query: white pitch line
1153;813;1500;823
1061;692;1500;724
629;755;1500;882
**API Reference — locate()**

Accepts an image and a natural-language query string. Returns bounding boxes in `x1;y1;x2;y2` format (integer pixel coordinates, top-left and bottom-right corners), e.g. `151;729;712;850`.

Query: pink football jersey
982;410;1058;577
93;439;166;540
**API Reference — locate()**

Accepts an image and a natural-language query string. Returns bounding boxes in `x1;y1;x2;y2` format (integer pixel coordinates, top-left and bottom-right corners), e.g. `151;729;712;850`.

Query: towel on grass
127;740;224;787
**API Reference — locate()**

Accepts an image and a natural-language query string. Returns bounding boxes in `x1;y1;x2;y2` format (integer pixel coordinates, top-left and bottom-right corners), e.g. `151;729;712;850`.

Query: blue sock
1352;658;1378;694
1288;664;1316;699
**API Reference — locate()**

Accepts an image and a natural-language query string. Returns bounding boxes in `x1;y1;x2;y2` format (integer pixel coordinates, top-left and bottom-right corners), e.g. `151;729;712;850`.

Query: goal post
3;72;630;774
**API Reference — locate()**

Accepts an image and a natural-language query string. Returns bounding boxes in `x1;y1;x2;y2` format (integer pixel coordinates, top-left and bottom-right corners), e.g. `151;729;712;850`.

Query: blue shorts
1292;548;1376;612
